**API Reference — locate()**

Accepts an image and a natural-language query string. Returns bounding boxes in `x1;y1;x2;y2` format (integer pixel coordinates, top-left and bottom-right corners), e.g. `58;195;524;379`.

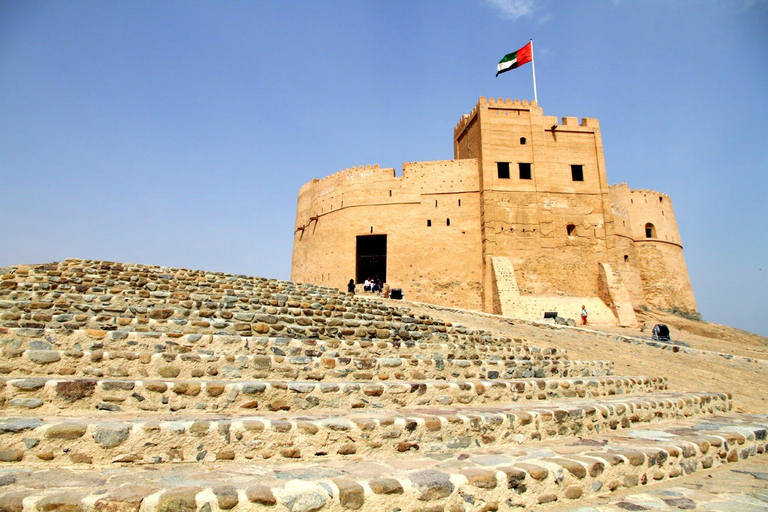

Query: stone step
0;301;528;343
0;414;764;511
0;328;568;360
0;347;612;381
0;375;667;416
0;392;731;466
1;259;339;296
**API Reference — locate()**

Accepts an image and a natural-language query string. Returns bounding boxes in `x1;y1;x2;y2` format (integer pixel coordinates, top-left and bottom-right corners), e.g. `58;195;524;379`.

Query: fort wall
292;160;485;310
292;98;697;323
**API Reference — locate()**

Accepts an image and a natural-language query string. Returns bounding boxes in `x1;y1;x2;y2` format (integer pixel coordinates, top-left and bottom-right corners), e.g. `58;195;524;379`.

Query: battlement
454;97;598;137
454;97;540;136
310;164;396;186
610;182;671;201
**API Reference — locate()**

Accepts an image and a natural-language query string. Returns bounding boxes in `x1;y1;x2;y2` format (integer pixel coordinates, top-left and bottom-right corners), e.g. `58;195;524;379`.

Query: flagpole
530;39;538;104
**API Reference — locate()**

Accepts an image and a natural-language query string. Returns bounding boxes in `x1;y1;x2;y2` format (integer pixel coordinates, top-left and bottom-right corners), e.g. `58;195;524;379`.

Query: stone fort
292;97;697;325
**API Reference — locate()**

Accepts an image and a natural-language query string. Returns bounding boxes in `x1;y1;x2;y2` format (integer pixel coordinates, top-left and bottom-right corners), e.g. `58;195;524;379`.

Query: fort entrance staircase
0;259;764;511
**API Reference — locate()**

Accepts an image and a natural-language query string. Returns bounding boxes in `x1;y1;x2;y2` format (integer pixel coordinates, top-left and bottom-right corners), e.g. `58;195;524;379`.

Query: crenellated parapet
611;182;671;201
310;164;396;187
454;97;600;142
454;97;541;137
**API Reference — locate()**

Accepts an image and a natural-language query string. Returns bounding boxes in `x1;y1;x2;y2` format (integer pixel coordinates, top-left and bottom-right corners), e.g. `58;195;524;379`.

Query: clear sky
1;1;766;336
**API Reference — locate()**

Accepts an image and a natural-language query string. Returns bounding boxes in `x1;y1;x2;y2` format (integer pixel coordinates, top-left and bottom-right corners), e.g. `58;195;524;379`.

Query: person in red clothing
581;305;588;325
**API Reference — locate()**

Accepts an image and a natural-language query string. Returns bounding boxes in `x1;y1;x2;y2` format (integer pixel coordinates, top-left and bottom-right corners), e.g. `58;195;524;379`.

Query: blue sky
1;1;766;336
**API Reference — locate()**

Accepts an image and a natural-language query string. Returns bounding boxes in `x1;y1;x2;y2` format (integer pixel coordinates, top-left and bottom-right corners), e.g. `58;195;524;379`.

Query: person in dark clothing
347;279;355;294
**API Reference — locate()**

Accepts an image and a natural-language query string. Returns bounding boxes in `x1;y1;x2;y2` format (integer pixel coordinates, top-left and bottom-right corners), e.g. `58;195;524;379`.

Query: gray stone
282;486;327;512
96;402;122;412
447;436;472;449
0;419;43;433
289;383;315;393
8;398;43;409
410;470;454;501
275;468;342;480
323;418;351;431
23;438;39;448
0;474;18;487
93;423;131;448
27;350;61;364
11;380;46;391
241;383;266;394
29;340;52;350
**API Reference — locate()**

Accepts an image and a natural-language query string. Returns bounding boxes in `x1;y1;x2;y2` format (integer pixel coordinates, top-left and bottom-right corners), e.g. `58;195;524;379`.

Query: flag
496;42;533;77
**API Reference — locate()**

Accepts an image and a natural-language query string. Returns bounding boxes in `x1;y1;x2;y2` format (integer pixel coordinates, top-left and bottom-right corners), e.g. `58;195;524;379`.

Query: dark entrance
356;235;387;284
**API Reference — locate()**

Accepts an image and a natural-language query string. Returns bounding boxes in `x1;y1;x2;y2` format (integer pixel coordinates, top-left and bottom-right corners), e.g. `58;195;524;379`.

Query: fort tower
292;98;696;324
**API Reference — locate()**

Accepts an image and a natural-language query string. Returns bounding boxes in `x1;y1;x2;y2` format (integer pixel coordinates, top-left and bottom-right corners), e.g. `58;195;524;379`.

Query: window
427;220;432;227
624;254;629;263
520;137;527;145
497;162;510;179
446;218;451;226
571;165;584;181
519;163;532;180
566;224;576;236
645;223;656;238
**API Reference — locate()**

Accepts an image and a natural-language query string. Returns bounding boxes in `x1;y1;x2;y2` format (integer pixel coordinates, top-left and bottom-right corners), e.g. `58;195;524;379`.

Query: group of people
347;277;389;297
363;277;383;293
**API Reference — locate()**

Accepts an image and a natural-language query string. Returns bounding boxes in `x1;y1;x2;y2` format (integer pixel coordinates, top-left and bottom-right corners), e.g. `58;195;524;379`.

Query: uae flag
496;42;533;77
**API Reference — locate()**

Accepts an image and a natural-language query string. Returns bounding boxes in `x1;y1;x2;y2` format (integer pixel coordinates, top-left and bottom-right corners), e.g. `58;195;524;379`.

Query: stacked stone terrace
0;258;765;511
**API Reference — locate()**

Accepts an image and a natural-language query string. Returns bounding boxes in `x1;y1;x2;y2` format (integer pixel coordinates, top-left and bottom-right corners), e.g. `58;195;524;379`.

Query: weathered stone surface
212;486;239;510
27;350;61;364
462;469;498;489
281;483;328;512
155;487;201;512
45;423;88;440
0;492;25;512
8;397;44;409
56;380;96;401
36;492;87;512
0;449;24;462
11;379;46;391
333;479;365;510
157;366;181;378
410;470;454;501
515;463;549;480
93;424;131;448
0;418;43;433
245;484;276;505
369;478;404;495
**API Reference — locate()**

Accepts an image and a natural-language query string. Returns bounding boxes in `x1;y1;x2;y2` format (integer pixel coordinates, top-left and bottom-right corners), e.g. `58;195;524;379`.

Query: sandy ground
396;301;768;415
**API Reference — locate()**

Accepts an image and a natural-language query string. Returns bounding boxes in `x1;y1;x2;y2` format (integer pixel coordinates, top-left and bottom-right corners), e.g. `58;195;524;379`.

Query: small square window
519;163;532;180
497;162;510;179
571;164;584;181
